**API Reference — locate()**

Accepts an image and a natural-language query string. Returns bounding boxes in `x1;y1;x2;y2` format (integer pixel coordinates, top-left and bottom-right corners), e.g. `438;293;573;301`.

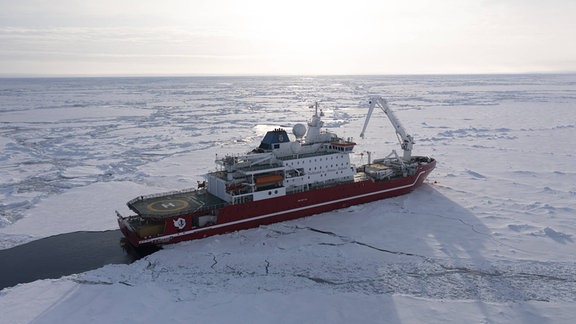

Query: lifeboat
254;174;283;186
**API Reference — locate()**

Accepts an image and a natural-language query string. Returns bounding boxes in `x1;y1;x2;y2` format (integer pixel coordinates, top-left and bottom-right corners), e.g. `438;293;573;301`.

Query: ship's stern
116;212;143;247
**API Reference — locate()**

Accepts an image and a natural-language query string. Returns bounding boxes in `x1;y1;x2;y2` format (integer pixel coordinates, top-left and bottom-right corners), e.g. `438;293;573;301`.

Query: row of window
307;162;348;171
330;145;353;152
285;155;346;167
285;170;349;184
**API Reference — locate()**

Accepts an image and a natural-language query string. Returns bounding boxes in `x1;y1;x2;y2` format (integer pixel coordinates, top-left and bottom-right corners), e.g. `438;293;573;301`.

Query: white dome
292;123;307;138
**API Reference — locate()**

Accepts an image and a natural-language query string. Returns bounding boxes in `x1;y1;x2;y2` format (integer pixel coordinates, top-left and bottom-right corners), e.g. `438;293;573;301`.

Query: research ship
117;97;436;247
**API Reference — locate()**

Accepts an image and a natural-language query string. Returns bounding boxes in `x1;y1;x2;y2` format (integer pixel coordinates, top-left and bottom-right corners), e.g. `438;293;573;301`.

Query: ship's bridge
255;128;290;152
328;138;356;152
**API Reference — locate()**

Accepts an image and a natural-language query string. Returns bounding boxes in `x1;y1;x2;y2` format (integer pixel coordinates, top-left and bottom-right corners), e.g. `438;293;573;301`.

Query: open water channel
0;230;159;290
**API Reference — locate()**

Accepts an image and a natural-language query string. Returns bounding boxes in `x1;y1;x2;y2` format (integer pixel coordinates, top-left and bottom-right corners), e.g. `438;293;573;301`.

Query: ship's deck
128;189;227;218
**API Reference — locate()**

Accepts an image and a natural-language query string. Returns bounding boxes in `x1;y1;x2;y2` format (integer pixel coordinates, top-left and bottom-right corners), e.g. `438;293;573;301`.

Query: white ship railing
127;187;202;206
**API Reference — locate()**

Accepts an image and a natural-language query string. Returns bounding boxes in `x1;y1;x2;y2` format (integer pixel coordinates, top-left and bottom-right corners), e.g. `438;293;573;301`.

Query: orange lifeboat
255;174;283;186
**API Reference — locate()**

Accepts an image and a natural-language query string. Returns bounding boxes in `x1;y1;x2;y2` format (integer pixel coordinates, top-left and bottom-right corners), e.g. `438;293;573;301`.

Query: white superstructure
205;102;356;204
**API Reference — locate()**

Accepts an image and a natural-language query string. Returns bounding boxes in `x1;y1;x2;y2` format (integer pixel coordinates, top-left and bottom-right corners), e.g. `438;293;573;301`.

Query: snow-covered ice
1;75;575;323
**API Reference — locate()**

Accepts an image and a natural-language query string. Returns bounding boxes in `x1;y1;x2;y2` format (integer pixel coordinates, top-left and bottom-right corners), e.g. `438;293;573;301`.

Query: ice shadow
382;184;550;323
543;227;573;244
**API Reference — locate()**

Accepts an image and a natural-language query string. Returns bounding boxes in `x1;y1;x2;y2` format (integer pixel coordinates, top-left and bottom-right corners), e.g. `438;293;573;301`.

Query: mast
304;101;324;144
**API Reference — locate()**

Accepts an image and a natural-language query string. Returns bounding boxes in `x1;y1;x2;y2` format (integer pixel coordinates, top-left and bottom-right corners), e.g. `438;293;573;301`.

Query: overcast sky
1;0;575;76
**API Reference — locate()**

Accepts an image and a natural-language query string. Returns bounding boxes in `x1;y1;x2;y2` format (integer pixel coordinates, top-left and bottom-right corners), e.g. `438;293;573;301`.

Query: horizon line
2;71;575;79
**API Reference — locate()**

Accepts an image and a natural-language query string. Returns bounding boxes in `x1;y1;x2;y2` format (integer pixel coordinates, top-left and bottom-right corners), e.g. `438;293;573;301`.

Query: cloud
0;25;268;75
1;1;576;75
0;26;248;57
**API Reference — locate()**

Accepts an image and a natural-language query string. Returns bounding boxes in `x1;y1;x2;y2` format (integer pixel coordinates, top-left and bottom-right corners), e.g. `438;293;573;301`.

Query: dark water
0;230;159;290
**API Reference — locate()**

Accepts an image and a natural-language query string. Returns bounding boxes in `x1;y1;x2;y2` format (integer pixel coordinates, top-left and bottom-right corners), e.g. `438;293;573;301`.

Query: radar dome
292;123;307;139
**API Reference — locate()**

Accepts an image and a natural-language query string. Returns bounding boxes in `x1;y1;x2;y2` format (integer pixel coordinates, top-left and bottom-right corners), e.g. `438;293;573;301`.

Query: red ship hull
119;160;435;247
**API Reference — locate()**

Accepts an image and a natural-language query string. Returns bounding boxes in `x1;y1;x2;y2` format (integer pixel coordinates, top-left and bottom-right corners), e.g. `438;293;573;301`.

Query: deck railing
127;187;202;206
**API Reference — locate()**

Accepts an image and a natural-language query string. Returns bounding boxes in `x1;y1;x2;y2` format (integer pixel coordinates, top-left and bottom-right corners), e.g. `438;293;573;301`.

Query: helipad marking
146;199;189;213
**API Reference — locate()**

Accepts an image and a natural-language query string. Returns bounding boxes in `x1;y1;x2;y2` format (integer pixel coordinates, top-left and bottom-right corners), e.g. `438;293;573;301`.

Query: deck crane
360;96;415;162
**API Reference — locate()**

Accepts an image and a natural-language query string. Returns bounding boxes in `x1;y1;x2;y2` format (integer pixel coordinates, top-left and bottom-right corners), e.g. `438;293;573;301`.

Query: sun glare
215;1;383;73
